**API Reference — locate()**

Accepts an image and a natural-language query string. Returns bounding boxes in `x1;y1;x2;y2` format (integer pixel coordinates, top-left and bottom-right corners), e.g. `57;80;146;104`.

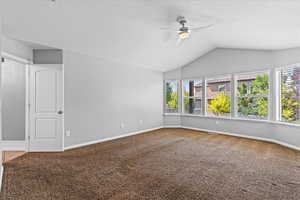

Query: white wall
64;51;163;148
2;36;33;61
182;48;275;78
274;47;300;67
164;47;300;149
1;59;26;140
0;36;32;142
1;17;4;189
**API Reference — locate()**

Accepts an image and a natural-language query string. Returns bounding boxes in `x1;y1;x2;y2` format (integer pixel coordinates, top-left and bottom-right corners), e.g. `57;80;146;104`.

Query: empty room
1;0;300;200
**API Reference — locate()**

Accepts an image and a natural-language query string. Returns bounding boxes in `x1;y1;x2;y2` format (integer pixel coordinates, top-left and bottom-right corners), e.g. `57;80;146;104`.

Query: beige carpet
1;128;300;200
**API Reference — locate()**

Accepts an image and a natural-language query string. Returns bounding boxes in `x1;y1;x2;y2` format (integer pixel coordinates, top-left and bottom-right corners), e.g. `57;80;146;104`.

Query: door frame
1;52;65;152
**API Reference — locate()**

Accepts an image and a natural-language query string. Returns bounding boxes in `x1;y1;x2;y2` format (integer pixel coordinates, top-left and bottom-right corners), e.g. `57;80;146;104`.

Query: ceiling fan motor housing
179;27;189;33
177;16;187;26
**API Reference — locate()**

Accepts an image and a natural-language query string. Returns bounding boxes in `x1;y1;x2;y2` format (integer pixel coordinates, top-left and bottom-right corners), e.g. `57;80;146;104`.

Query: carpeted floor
1;128;300;200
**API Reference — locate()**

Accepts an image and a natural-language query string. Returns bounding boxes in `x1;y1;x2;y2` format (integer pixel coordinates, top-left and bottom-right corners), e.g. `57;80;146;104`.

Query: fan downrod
177;16;187;27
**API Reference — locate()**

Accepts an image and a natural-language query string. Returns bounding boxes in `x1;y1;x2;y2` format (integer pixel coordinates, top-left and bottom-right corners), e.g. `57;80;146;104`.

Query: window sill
163;113;181;116
181;114;231;120
171;114;300;128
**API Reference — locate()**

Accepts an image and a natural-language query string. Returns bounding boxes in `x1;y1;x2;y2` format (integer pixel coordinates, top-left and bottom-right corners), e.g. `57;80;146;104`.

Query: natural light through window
206;75;231;117
237;71;269;119
165;80;179;113
183;80;202;115
163;65;300;126
280;65;300;124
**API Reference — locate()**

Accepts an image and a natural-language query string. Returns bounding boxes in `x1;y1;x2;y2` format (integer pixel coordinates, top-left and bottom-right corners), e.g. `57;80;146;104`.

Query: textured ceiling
2;0;300;71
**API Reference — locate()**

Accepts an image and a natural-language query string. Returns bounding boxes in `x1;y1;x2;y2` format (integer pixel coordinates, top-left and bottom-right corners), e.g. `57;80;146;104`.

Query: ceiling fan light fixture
178;31;190;39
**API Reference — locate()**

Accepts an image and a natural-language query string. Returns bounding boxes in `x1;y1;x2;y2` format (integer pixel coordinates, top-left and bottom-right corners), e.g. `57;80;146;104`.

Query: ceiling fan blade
160;27;178;32
190;24;214;32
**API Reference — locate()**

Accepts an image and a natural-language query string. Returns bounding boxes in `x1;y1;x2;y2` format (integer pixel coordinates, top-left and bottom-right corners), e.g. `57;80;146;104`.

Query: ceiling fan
161;16;214;45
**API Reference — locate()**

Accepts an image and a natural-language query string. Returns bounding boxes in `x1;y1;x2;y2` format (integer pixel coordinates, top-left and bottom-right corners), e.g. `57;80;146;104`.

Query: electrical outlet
139;119;143;125
66;129;71;137
216;121;219;125
120;122;125;129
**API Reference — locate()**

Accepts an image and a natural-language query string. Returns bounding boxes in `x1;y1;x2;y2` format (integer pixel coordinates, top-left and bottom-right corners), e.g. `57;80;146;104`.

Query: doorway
1;56;26;142
1;53;64;152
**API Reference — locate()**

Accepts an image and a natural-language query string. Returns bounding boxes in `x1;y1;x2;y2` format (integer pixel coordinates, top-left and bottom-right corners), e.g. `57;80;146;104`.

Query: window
163;64;300;126
206;75;231;117
237;71;269;119
183;80;202;114
280;64;300;124
218;84;226;92
165;80;179;113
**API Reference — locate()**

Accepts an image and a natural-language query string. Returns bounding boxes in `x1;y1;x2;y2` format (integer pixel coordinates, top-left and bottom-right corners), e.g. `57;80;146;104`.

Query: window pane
206;75;231;117
237;97;268;119
237;72;269;119
184;98;202;114
165;81;179;113
280;65;300;123
183;80;202;97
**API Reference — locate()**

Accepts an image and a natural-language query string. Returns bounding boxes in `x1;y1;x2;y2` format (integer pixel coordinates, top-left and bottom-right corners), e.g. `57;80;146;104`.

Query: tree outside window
237;72;269;119
165;81;179;113
207;76;231;117
280;65;300;123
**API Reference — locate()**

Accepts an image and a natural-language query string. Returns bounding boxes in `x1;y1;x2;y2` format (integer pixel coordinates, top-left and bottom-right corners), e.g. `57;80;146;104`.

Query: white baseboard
1;141;26;151
272;140;300;152
180;126;300;152
64;126;164;151
0;165;3;191
163;125;182;128
163;125;300;152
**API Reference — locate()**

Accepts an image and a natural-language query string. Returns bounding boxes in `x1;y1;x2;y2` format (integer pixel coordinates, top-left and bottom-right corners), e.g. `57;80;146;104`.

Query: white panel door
29;65;63;152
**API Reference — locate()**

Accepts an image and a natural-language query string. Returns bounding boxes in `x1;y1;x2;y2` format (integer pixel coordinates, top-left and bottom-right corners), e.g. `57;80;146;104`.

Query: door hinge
28;135;30;140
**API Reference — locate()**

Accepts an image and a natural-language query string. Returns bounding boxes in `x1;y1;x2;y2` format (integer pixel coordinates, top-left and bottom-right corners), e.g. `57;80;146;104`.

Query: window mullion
231;74;237;118
275;69;281;121
203;77;207;116
268;69;275;121
179;80;182;114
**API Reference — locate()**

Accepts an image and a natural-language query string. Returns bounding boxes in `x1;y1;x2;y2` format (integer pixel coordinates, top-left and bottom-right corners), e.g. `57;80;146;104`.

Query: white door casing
29;65;63;152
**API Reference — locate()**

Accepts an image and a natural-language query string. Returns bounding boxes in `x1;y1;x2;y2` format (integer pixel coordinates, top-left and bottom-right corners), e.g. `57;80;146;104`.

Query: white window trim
203;77;207;116
181;114;300;128
231;74;237;118
276;68;282;121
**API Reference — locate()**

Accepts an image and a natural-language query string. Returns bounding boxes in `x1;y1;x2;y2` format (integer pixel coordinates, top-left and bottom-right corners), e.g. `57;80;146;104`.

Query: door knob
57;110;63;114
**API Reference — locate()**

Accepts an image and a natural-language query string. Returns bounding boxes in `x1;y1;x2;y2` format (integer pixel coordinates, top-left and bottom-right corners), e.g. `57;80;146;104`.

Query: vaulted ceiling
2;0;300;71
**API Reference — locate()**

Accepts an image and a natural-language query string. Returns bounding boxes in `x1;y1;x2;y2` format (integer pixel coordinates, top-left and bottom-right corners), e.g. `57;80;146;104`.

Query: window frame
277;64;300;124
182;79;204;115
163;63;300;127
164;80;180;114
234;70;271;120
217;84;226;92
205;74;232;118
